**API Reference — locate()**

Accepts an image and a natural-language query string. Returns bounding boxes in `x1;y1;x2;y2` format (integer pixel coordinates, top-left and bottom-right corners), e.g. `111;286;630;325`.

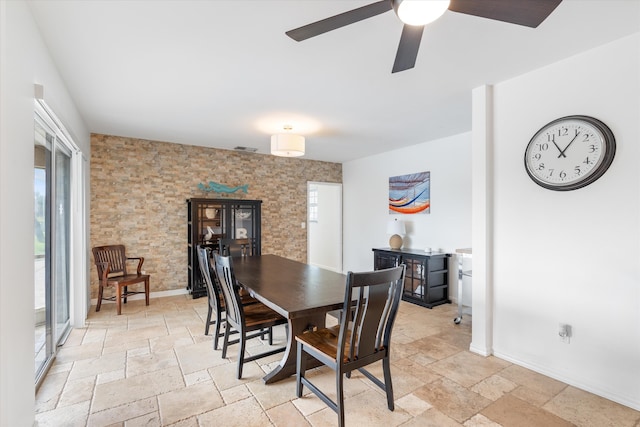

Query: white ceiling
28;0;640;163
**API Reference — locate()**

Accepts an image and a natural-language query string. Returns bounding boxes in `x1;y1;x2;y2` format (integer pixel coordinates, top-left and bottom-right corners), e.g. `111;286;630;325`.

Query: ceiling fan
286;0;563;73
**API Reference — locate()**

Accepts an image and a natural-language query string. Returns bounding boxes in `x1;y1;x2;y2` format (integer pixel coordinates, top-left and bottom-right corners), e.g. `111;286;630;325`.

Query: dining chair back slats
347;283;390;359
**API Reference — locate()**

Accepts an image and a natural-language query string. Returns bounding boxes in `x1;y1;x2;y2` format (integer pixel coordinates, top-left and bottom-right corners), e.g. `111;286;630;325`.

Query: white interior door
307;182;342;272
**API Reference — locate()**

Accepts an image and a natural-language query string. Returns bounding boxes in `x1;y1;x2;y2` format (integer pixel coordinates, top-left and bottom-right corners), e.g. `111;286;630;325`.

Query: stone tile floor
35;295;640;426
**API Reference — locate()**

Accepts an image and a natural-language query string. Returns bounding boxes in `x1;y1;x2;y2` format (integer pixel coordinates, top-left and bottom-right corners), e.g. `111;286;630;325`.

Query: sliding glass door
34;115;72;384
54;142;71;343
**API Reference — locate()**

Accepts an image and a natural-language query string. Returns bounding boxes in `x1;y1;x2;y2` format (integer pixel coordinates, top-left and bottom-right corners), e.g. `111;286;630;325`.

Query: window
308;185;318;222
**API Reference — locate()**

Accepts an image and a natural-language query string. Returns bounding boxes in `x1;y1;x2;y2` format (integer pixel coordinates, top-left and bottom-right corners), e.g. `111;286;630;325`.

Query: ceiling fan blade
392;24;424;73
286;0;392;41
448;0;563;28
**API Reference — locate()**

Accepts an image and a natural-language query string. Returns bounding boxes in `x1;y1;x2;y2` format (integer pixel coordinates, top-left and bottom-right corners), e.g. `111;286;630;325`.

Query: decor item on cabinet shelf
389;171;430;214
204;226;215;242
198;181;249;194
271;125;305;157
387;218;406;250
205;208;217;219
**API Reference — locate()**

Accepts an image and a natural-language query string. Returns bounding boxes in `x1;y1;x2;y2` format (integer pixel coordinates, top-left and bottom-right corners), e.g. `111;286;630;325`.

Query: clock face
524;115;616;191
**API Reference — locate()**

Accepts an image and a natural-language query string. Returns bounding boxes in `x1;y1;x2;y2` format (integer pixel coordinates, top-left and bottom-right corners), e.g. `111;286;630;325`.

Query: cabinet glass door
403;257;425;299
230;203;260;253
198;202;222;246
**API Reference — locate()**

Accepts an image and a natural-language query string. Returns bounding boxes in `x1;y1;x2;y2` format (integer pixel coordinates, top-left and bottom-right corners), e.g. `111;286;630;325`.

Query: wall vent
233;146;258;153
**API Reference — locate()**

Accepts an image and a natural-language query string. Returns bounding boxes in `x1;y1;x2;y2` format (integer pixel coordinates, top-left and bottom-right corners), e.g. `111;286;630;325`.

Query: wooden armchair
92;244;150;315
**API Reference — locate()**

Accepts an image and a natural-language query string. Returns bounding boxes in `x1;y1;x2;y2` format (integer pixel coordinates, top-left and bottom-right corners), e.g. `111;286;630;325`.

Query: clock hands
558;130;580;158
549;134;566;158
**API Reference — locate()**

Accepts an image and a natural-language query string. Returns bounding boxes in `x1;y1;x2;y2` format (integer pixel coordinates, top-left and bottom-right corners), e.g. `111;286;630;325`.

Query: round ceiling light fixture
270;125;305;157
392;0;450;26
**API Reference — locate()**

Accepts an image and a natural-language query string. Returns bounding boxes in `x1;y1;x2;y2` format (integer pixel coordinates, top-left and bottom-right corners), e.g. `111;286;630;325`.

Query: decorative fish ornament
198;181;249;194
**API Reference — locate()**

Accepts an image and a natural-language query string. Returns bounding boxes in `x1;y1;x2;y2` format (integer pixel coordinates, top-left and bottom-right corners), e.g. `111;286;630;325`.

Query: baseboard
90;288;189;306
308;262;343;273
469;343;492;357
493;350;640;411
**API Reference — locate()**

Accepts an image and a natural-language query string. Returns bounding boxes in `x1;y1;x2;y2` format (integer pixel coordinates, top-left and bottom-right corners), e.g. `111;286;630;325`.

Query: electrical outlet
558;323;571;344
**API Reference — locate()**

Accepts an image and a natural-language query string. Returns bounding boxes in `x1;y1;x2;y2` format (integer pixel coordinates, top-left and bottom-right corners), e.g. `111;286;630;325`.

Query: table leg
262;312;326;384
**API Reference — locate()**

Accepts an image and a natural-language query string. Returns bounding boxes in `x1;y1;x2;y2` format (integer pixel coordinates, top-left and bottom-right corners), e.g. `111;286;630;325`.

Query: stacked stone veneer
90;134;342;299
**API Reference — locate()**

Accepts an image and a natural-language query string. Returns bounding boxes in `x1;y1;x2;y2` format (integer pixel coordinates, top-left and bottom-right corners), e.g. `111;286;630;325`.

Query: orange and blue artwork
389;171;430;214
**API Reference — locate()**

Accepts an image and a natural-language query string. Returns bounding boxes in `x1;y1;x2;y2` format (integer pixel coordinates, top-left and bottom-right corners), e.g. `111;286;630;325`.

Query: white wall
0;2;89;425
343;133;472;276
485;33;640;409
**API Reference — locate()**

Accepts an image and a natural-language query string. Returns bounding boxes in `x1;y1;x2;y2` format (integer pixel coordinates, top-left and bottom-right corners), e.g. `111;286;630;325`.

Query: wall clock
524;115;616;191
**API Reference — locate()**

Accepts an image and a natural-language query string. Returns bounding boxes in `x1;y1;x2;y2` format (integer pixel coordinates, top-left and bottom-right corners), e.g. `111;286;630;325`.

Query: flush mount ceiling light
392;0;450;26
271;125;305;157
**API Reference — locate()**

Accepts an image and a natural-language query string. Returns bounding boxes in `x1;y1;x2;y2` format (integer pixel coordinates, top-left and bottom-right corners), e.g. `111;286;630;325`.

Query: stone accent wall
90;134;342;299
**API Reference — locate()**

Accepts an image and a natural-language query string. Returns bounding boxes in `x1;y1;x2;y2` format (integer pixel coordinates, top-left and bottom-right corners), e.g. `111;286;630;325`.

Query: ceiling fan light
270;133;305;157
394;0;450;26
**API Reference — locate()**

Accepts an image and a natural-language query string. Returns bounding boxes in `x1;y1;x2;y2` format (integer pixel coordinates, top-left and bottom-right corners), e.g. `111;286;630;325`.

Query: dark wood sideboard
373;248;451;308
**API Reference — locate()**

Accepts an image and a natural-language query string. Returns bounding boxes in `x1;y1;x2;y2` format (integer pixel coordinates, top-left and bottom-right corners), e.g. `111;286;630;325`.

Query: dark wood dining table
232;254;347;384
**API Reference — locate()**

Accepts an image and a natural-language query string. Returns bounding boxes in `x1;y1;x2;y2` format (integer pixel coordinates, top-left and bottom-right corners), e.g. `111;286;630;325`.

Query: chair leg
296;341;306;398
336;370;345;427
382;357;394;411
236;332;246;379
221;322;231;359
123;285;128;304
116;285;123;315
144;278;150;306
96;283;104;312
205;305;213;335
213;312;222;350
268;326;273;345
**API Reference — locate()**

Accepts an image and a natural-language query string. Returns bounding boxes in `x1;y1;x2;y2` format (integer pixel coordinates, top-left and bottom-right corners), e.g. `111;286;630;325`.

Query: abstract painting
389;171;430;214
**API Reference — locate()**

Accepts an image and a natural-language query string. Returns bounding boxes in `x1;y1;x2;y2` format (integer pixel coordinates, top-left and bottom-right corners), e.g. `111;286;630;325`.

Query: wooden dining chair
197;245;259;349
197;245;226;348
92;244;150;315
295;264;406;427
214;253;288;379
